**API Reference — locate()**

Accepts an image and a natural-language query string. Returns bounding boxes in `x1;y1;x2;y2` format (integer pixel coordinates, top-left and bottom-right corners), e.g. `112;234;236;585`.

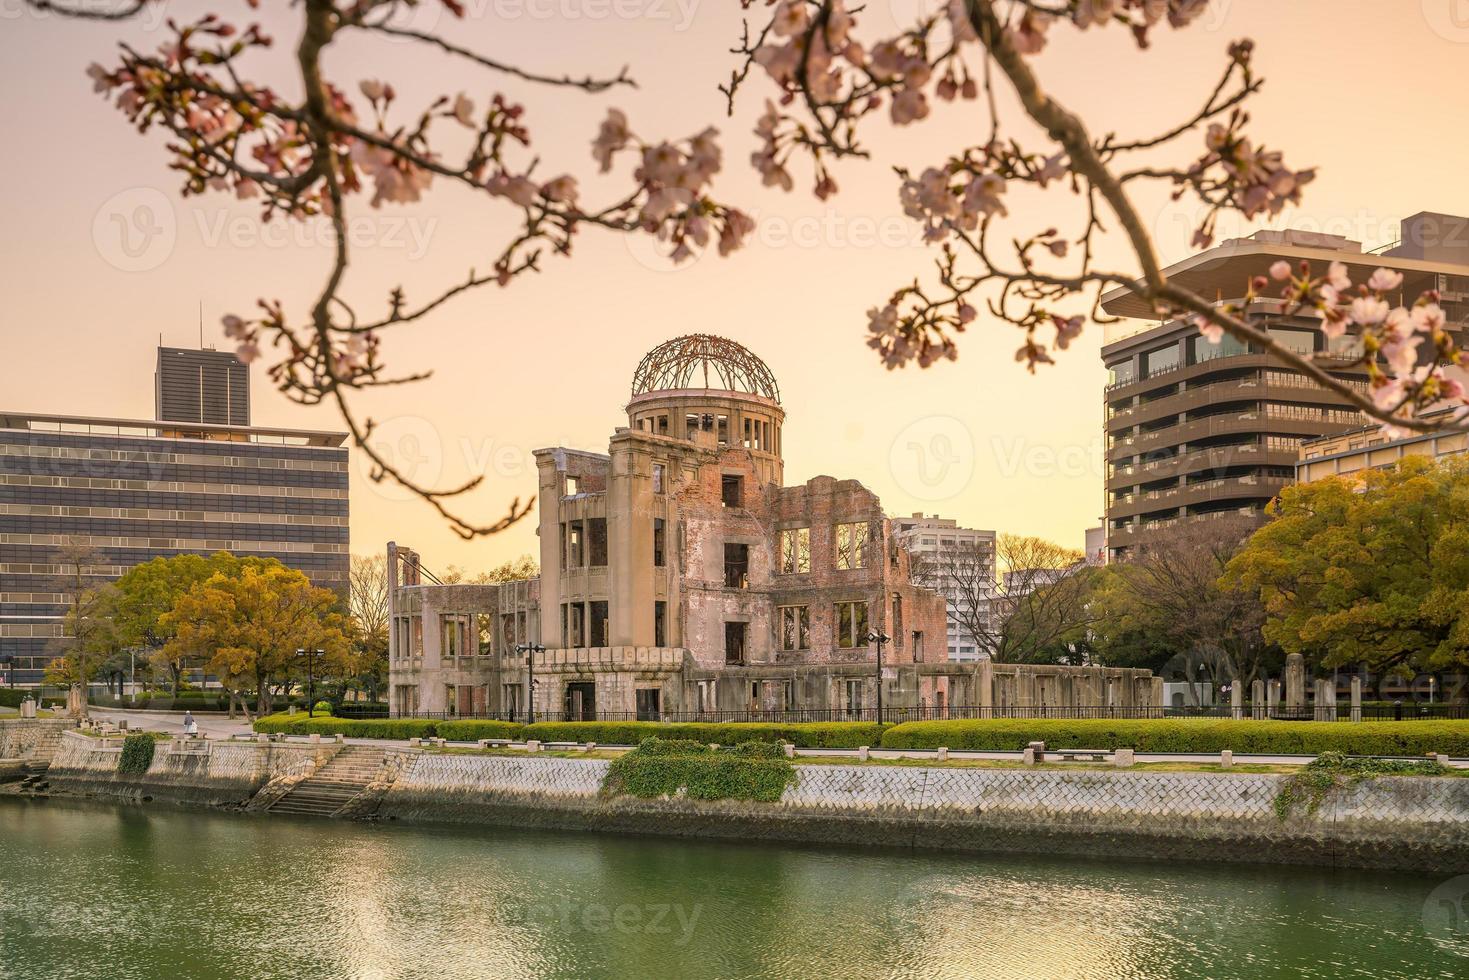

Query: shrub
1274;751;1448;820
312;701;333;714
252;713;438;739
118;733;156;774
435;720;526;742
878;718;1469;756
521;720;884;749
604;738;795;802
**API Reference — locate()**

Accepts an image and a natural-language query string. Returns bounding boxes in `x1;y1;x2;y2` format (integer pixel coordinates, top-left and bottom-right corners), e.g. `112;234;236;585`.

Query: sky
3;0;1468;574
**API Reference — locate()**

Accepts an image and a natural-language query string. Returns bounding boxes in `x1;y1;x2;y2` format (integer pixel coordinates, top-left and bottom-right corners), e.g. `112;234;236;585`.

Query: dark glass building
155;346;251;426
0;410;349;685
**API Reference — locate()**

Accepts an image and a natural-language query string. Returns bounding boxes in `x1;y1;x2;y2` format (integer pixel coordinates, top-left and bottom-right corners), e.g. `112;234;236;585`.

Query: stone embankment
6;720;1466;872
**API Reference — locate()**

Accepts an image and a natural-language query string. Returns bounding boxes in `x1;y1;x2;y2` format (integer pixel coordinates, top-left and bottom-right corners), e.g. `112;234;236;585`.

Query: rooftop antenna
198;301;204;349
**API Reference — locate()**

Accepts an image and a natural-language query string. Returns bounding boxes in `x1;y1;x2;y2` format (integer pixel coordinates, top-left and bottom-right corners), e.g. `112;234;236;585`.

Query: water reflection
0;799;1461;980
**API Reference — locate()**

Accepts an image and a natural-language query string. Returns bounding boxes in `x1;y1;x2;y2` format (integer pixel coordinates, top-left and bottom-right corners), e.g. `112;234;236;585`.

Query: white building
891;514;996;662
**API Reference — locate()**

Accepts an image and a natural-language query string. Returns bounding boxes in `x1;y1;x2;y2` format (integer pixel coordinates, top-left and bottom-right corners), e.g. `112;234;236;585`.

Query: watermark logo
93;187;176;272
1423;875;1469;957
504;898;704;945
356;415;444;502
890;415;974;501
1422;0;1469;42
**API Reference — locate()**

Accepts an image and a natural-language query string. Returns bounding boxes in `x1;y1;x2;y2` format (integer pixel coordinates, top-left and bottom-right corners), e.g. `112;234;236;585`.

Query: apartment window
1142;345;1180;377
590;600;608;647
721;474;744;508
779;527;811;574
1108;361;1136;386
652;463;665;494
564;475;580;496
653;518;666;567
835;601;868;648
1268;327;1316;357
725;622;746;665
477;613;493;657
779;605;810;651
588;517;608;567
724;543;749;588
835;522;869;570
654;600;667;647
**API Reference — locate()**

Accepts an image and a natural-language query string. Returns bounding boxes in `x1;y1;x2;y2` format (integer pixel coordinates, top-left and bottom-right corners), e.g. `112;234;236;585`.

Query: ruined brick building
387;336;1160;720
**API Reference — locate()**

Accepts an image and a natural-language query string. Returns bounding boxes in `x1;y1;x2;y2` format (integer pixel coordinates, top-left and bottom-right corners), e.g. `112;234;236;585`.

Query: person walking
183;710;199;737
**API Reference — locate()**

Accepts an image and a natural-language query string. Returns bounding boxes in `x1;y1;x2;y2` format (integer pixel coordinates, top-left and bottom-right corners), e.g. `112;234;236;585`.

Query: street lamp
514;642;545;724
866;630;890;723
296;648;324;717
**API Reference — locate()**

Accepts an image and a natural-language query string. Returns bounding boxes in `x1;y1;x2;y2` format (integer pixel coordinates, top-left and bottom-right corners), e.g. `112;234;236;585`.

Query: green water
0;799;1465;980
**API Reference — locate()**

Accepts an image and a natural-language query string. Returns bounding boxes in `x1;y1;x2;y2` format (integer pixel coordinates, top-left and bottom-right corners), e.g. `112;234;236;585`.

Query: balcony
1107;442;1299;491
1107;373;1368;432
1104;350;1364;399
1108;474;1290;520
1109;507;1269;546
1108;411;1363;463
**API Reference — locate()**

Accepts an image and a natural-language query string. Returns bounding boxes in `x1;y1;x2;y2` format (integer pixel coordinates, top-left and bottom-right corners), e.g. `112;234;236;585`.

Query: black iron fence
357;701;1469;725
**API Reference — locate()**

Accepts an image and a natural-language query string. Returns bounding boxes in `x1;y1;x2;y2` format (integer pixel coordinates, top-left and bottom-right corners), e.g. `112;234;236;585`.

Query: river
0;799;1463;979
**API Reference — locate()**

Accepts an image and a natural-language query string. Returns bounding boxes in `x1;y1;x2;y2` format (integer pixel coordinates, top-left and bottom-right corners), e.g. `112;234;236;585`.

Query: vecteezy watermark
355;415;445;502
195;212;438;260
505;898;704;945
1;0;171;30
1423;875;1469;957
1422;0;1469;42
890;415;975;502
93;187;177;273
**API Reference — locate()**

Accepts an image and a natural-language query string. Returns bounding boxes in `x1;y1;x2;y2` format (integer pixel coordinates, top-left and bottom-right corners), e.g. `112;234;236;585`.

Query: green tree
1225;455;1469;678
161;565;352;718
112;552;279;696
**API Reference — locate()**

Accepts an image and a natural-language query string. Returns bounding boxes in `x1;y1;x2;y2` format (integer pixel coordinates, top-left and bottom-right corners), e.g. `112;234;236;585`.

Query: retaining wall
44;732;335;807
375;752;1469;872
0;718;74;764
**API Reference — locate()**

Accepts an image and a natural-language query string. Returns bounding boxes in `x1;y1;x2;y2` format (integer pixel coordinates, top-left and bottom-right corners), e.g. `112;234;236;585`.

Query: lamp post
297;648;323;717
0;654;12;689
865;630;890;723
514;642;545;724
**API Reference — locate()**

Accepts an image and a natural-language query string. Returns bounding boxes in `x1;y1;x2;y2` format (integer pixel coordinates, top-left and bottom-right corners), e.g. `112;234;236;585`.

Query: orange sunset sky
3;0;1467;573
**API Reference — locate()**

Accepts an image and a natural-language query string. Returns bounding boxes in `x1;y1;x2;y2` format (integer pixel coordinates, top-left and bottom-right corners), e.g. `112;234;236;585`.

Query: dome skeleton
631;334;781;403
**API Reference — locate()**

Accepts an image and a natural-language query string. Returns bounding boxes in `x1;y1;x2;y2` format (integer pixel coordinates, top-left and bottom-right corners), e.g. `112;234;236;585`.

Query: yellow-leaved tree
161;565;352;720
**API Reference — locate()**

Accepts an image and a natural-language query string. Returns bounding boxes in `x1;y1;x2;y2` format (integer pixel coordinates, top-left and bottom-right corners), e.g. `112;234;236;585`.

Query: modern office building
1099;212;1469;561
891;514;996;662
155;346;251;426
1296;412;1468;482
0;349;349;686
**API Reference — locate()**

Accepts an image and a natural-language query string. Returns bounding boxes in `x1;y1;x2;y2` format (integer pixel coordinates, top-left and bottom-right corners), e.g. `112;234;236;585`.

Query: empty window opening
725;622;747;665
721;474;744;508
724;543;749;588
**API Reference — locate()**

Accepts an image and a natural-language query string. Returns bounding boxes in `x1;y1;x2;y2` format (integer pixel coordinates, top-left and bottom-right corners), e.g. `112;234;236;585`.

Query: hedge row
515;721;886;749
435;720;528;741
252;713;439;739
878;719;1469;756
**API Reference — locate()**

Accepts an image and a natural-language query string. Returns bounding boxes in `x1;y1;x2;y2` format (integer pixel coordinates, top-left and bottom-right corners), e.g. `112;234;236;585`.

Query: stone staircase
16;762;52;795
269;745;386;817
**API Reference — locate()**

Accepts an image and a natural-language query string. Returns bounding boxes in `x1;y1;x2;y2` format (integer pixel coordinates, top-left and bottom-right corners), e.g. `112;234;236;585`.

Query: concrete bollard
782;743;795;759
256;734;268;744
288;705;297;716
1436;754;1450;767
119;720;129;731
857;746;870;762
526;740;541;753
584;742;597;753
1113;748;1135;768
1028;741;1046;764
334;733;345;744
477;739;491;749
935;746;949;762
708;744;720;752
409;737;421;747
309;733;321;744
1022;747;1036;766
1219;750;1234;769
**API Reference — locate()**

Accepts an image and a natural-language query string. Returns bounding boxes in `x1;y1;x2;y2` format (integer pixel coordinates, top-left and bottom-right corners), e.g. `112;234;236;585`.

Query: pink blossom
451;93;475;128
958;304;976;324
1053;315;1084;349
236;340;261;364
1381;336;1422;376
359;79;387;103
890;87;930;126
487;172;539;208
221;314;248;339
1007;10;1052;55
1412;303;1447;335
1367;268;1404;293
592;108;631;173
1268;260;1291;281
1371;378;1404;412
718;209;756;256
1036;152;1068;188
1348;295;1389;326
541;175;578;206
771;0;809;38
1326;260;1351;291
1192;314;1225;344
86;63;111;93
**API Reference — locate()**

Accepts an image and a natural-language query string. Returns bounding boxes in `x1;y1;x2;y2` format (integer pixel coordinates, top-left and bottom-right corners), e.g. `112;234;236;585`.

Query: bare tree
917;533;1096;662
1104;516;1268;698
348;553;390;642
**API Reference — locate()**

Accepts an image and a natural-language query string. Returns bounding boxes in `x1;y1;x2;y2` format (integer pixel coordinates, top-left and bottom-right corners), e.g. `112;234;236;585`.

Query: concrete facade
892;514;996;661
387;335;1160;719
